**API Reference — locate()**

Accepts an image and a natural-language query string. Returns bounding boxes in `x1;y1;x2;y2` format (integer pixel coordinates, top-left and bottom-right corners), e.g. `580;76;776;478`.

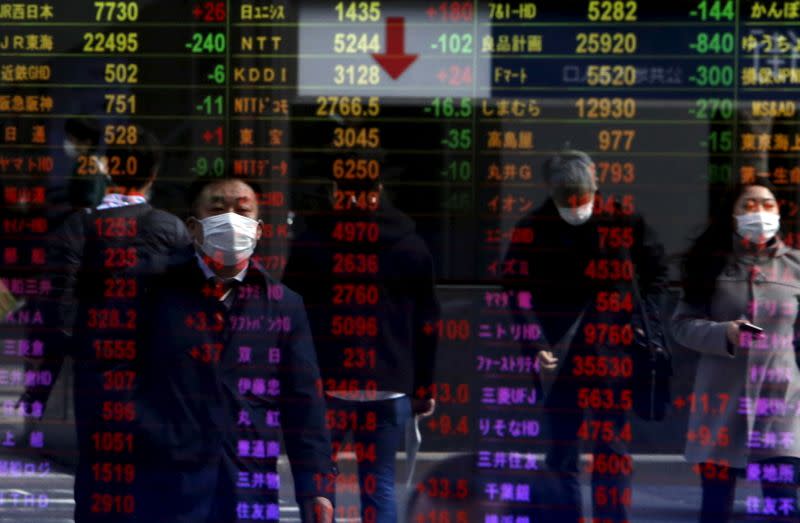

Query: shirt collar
195;252;248;283
96;192;147;211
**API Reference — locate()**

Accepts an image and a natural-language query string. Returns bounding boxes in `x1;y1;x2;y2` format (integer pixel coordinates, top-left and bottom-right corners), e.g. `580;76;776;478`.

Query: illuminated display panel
0;1;798;522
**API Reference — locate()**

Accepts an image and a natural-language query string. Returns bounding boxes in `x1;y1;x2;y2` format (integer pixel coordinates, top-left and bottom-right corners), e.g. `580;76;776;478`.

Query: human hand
536;350;558;371
412;398;436;417
726;319;747;346
304;497;333;523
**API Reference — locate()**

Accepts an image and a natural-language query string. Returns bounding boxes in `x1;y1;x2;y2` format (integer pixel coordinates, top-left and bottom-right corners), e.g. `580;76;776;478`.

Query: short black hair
682;176;781;305
64;117;101;147
105;126;162;191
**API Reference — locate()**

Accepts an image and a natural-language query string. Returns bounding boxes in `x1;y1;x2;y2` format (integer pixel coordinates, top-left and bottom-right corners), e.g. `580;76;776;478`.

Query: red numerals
331;221;379;243
92;462;136;484
103;247;137;268
583;323;634;346
415;477;469;500
101;401;136;422
577;387;633;411
597;226;633;249
194;1;226;22
342;347;376;369
416;383;469;404
103;278;137;298
91;494;134;514
428;319;470;341
331;315;378;336
94;217;136;238
327;409;377;432
585;453;633;476
87;308;137;330
333;190;379;212
427;2;474;21
594;194;635;216
184;311;224;332
102;370;136;391
332;284;379;305
91;432;135;453
332;441;377;463
687;426;729;447
572;356;633;378
594;486;632;507
584;259;633;280
323;378;378;395
678;392;730;415
425;414;469;436
692;460;731;481
93;339;136;360
332;253;379;274
595;291;633;313
578;421;632;442
414;510;469;523
190;343;222;363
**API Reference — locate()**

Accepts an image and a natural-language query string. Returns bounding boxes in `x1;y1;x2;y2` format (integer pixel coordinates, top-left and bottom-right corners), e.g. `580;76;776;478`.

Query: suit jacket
503;198;668;358
283;199;440;398
135;251;335;522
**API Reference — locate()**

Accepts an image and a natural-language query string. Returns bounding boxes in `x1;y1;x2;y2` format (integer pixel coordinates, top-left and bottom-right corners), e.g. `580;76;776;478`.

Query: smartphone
740;322;764;334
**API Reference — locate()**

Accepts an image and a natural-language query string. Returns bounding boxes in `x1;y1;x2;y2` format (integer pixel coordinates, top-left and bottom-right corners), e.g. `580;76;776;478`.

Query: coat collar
732;234;789;265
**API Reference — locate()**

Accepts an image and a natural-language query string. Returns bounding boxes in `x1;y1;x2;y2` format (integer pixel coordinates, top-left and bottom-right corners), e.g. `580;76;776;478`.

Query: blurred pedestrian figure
673;178;800;523
284;166;440;523
22;127;191;523
503;148;667;523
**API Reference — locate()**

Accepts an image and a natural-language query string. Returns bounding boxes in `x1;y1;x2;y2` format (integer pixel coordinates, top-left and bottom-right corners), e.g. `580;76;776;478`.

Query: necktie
203;278;238;310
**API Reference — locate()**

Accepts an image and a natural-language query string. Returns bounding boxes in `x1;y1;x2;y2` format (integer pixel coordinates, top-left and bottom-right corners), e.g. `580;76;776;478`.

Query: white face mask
735;211;780;244
63;139;79;159
557;201;594;226
196;212;260;266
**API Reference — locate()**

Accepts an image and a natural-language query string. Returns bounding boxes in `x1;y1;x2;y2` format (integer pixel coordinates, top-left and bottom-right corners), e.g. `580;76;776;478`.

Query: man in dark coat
22;128;192;522
284;174;439;523
503;149;667;523
135;178;336;523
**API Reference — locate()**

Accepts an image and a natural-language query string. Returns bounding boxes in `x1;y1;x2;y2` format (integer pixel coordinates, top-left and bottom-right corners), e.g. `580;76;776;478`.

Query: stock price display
0;1;798;522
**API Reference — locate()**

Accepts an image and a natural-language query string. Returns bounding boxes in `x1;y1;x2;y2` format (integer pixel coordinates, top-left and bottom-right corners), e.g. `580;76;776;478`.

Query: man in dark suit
135;177;335;523
284;171;439;523
503;149;667;523
22;128;192;523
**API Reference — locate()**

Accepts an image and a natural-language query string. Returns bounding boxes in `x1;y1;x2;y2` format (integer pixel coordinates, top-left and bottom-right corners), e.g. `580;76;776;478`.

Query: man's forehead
201;180;256;203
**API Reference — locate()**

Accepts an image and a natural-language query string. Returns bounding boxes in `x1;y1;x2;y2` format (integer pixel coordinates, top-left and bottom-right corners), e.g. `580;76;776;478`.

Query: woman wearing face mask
673;178;800;523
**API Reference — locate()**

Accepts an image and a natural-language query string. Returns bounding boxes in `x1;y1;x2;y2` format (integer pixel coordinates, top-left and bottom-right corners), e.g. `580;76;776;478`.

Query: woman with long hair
674;177;800;522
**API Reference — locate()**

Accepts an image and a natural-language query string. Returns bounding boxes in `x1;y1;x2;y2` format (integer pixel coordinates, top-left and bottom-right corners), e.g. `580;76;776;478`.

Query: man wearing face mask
135;178;336;523
64;118;111;212
502;149;667;523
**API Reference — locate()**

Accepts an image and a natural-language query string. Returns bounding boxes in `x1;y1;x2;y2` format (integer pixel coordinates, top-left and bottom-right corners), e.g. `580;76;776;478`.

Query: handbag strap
626;248;665;357
629;260;654;344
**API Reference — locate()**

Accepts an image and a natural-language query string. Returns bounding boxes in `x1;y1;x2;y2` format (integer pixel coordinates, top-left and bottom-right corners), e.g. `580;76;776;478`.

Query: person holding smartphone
673;178;800;522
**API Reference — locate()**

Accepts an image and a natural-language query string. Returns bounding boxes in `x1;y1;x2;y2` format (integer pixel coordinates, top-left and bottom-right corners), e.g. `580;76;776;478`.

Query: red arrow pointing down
372;17;418;80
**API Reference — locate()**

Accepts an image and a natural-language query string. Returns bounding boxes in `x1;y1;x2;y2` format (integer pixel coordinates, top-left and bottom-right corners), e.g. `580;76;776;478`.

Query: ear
256;220;263;242
186;217;202;244
588;163;598;191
